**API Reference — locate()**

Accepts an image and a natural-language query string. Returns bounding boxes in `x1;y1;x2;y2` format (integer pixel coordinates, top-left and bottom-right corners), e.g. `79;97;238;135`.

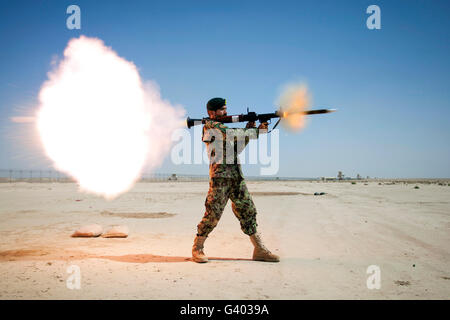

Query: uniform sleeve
202;125;212;142
228;127;259;155
212;122;228;134
202;121;227;142
243;127;259;139
234;127;259;141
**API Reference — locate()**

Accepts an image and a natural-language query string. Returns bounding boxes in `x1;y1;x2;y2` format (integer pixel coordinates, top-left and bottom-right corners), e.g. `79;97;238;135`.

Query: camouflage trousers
197;177;258;237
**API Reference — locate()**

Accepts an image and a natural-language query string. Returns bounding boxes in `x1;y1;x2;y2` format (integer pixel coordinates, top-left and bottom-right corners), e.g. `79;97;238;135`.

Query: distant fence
3;170;446;184
0;169;319;183
0;169;209;183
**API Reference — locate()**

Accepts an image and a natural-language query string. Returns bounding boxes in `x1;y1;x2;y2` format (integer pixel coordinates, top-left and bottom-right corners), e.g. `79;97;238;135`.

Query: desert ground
0;180;449;299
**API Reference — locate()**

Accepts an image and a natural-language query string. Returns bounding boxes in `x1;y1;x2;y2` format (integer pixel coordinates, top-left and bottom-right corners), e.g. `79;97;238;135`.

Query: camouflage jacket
202;119;260;179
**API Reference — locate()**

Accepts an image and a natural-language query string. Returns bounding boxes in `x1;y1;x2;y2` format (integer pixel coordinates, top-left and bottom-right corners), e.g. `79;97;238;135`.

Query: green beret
207;97;226;111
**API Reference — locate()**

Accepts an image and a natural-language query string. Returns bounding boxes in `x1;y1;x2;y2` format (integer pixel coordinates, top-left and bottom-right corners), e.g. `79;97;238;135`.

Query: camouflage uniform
196;119;261;237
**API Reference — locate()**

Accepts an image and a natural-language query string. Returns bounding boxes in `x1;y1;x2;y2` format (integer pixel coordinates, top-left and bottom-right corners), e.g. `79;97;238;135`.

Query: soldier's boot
249;232;280;262
192;235;208;263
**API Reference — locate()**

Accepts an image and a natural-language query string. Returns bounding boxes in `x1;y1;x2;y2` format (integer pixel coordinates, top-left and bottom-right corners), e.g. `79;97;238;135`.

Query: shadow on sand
0;249;252;263
98;254;253;263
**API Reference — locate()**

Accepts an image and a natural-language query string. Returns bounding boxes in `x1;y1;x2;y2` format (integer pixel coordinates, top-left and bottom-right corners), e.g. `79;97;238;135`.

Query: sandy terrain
0;180;449;299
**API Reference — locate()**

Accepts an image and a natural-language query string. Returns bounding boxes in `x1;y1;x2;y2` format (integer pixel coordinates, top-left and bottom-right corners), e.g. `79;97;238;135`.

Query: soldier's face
214;105;227;118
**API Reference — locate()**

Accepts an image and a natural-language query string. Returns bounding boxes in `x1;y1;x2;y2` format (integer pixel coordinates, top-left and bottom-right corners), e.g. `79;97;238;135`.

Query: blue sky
0;0;449;178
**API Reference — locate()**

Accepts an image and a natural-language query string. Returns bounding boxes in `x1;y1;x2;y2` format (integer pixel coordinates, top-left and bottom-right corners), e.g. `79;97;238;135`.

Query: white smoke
36;36;185;199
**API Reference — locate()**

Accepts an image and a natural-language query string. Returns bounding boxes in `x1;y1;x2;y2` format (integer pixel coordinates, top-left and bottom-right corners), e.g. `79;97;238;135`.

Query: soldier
192;97;280;263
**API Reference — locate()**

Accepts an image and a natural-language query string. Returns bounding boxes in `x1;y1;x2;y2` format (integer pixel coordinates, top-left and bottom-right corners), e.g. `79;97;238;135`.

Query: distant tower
357;174;361;180
337;171;344;180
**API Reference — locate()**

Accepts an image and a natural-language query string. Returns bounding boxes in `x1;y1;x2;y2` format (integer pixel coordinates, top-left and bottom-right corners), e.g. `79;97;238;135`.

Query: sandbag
71;224;103;237
101;225;129;238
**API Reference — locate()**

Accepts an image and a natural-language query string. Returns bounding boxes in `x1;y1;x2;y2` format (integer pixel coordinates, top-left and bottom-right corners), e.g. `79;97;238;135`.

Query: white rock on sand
102;225;129;238
71;224;103;237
